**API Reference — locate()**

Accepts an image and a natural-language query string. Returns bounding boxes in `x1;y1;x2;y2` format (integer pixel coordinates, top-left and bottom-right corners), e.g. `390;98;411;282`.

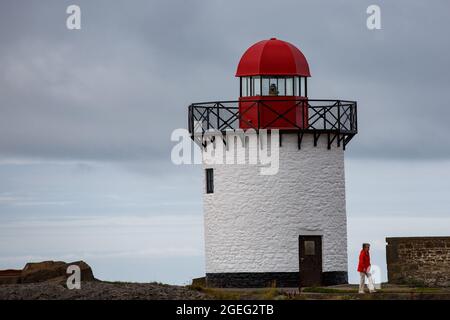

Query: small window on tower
241;78;248;97
300;77;306;96
294;77;299;96
286;77;293;95
277;78;285;95
253;76;261;96
206;168;214;194
262;77;270;95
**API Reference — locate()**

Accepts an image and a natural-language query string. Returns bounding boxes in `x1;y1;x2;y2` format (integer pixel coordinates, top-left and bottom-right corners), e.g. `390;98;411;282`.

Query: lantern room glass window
253;76;261;95
261;77;269;96
286;77;293;95
294;77;299;96
240;76;307;97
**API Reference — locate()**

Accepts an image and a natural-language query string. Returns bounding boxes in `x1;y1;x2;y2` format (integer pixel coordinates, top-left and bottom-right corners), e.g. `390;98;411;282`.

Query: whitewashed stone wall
202;133;347;274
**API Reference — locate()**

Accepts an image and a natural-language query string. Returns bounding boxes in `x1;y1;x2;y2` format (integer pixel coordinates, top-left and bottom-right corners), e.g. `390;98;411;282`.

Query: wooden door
299;235;322;287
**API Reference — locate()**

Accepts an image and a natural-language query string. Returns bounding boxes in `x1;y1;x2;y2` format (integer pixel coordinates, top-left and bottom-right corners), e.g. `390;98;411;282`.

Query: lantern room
236;38;311;129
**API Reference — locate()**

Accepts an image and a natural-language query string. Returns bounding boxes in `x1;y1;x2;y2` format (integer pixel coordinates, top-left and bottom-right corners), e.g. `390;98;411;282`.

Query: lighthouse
188;38;358;288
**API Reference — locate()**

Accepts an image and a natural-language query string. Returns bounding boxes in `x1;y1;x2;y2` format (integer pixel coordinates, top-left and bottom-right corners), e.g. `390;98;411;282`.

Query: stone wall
386;237;450;287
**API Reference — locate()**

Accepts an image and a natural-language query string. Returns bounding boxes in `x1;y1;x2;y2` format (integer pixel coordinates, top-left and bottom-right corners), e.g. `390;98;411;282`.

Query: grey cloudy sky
1;0;449;284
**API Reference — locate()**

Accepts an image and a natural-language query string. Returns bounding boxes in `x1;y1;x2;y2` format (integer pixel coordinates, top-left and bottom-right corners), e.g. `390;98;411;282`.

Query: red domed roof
236;38;311;77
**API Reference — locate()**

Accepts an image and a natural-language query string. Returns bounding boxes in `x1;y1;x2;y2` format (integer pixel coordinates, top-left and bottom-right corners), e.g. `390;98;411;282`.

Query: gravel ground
3;282;449;300
0;281;207;300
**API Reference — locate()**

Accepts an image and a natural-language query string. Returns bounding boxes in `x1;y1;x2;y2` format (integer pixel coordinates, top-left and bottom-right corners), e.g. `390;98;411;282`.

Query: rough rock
21;260;95;284
0;270;22;285
0;261;95;285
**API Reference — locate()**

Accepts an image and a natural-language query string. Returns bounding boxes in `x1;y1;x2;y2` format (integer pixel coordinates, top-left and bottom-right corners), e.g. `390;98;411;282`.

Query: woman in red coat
358;243;376;293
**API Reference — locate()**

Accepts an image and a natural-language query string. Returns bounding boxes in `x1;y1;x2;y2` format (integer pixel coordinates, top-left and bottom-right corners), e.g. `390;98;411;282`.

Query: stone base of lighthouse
202;133;348;288
205;271;348;288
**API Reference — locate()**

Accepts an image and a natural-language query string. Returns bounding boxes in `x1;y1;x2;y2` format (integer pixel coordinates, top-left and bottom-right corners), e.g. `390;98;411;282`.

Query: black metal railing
188;99;357;149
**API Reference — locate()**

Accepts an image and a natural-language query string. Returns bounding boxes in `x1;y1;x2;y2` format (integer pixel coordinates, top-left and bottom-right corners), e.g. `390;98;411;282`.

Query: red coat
357;249;371;273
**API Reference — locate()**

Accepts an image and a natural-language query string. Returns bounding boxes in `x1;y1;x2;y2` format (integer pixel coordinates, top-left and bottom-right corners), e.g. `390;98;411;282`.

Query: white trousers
359;272;375;292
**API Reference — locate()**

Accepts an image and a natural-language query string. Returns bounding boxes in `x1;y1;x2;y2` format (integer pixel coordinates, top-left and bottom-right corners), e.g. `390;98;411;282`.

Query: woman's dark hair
362;243;370;249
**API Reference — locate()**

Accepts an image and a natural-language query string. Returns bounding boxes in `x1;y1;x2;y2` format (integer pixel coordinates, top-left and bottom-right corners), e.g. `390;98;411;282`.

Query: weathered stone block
386;237;450;287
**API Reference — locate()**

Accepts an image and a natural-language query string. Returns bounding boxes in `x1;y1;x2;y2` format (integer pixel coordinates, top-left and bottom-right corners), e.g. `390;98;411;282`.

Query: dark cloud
0;0;449;162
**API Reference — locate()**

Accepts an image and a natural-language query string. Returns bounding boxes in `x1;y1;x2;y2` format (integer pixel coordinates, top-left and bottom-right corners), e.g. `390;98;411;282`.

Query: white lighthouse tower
188;38;358;287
